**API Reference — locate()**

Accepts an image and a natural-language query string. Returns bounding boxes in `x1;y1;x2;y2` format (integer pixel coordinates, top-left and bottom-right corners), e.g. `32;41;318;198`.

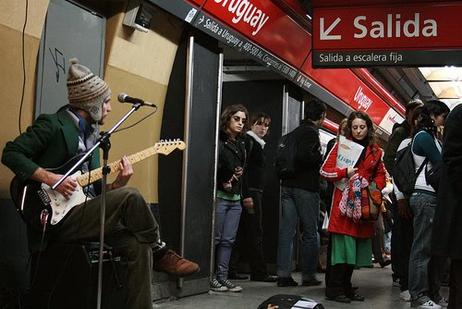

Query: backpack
392;139;428;196
274;129;298;179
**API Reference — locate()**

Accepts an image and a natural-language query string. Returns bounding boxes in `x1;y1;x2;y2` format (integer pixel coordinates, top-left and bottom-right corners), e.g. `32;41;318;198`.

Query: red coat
321;142;386;238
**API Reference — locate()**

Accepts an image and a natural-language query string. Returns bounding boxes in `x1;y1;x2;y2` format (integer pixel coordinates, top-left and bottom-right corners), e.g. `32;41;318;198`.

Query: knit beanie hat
67;58;111;122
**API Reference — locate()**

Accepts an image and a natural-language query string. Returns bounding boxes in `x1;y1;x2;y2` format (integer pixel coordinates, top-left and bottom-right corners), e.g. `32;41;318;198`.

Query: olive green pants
52;187;159;309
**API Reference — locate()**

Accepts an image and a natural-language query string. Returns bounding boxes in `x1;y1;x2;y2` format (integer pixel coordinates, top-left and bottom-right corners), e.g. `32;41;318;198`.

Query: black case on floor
257;294;325;309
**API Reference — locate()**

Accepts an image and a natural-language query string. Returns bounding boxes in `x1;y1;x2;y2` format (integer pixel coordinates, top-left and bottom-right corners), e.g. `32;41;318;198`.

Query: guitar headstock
155;139;186;155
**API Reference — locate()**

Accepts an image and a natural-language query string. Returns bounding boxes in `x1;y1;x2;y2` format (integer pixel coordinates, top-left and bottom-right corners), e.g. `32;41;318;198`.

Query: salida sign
312;2;462;67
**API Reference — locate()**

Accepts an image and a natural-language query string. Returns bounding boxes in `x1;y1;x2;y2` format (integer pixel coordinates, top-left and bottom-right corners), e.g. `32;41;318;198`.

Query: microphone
117;93;157;108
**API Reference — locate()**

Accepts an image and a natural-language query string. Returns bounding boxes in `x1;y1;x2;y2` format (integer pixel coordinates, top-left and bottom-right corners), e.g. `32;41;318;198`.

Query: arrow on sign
320;17;341;40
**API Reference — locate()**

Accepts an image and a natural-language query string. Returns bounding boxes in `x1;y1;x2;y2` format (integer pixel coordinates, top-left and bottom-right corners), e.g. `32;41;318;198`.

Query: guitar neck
76;146;158;187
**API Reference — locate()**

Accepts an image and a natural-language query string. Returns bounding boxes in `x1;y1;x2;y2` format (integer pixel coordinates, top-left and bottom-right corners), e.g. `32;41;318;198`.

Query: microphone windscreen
117;93;128;103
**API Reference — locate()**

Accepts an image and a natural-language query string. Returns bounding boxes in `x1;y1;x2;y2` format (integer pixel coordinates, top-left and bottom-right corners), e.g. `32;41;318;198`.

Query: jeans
409;192;444;302
277;187;320;280
214;198;242;280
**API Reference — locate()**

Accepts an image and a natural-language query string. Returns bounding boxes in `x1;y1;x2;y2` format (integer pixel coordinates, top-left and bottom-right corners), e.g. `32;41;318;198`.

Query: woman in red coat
321;111;386;303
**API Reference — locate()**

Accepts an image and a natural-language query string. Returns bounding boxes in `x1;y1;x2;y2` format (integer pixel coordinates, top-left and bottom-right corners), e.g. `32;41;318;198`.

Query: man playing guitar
2;58;198;309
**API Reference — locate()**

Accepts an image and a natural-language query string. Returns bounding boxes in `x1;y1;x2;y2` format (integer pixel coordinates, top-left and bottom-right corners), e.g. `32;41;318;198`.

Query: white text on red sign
213;0;269;36
320;13;437;41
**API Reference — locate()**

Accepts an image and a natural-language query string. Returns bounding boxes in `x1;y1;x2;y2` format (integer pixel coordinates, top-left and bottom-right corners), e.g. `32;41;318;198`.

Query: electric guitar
11;139;186;230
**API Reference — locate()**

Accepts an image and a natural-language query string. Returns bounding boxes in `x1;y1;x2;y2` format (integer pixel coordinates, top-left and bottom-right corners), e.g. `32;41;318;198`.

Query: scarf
339;173;369;222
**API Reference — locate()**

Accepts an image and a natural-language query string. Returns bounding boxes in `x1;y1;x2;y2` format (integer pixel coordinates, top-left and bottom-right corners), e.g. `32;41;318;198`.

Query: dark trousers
390;202;414;291
230;189;268;278
325;234;354;298
449;259;462;309
52;187;159;309
372;215;385;264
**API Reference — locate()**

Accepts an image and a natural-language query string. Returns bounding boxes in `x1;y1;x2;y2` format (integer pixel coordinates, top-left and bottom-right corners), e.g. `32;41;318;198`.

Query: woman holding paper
321;111;386;303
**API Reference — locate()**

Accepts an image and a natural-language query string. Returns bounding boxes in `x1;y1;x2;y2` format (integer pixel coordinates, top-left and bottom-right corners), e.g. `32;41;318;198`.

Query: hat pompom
69;57;79;66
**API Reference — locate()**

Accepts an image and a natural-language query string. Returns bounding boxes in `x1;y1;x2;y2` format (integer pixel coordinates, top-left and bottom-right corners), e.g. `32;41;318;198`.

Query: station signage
150;0;406;133
312;2;462;67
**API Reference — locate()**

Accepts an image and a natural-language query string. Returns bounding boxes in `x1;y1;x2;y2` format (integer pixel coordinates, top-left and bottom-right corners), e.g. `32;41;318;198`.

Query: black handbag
425;161;443;191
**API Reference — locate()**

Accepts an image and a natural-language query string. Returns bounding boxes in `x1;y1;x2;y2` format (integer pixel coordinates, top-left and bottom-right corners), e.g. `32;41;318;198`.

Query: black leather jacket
217;130;247;196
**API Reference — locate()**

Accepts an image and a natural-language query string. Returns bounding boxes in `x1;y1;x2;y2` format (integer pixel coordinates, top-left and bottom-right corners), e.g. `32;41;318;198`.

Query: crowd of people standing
211;97;461;309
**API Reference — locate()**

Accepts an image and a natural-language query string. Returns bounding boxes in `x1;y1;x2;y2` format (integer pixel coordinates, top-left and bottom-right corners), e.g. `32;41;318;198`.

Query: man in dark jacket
276;99;326;287
2;59;198;309
432;103;462;309
383;98;422;294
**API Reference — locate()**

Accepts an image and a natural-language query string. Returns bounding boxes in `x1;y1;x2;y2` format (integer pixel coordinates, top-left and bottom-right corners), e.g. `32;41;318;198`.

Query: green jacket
2;106;100;181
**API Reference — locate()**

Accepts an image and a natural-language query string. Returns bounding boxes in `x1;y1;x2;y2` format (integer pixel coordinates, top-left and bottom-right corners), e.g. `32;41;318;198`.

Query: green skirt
331;234;372;267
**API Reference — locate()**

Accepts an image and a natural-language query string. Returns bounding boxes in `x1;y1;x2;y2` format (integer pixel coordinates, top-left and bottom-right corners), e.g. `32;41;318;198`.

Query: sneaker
400;290;411;302
210;278;228;292
411;298;442;309
392;277;401;287
218;279;242;292
154;249;200;276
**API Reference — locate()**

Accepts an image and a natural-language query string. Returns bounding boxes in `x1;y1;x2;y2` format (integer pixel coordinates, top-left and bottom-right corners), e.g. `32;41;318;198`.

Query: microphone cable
113;107;158;134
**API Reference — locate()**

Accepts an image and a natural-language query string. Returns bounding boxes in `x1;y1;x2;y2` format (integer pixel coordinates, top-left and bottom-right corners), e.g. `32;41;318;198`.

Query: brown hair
220;104;249;135
250;112;271;126
345;111;375;145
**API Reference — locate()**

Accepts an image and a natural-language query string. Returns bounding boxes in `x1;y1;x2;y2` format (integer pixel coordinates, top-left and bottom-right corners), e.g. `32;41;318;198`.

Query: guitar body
11;154;90;231
9;139;186;230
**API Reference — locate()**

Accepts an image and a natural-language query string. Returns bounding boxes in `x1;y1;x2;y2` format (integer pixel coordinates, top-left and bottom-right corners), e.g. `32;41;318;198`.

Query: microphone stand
52;103;143;309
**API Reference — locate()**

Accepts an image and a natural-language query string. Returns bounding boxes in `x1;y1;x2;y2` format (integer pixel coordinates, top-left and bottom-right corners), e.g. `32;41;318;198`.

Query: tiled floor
155;266;448;309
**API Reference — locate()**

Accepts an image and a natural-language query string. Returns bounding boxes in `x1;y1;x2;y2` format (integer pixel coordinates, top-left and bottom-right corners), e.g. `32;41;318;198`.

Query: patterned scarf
339;174;369;222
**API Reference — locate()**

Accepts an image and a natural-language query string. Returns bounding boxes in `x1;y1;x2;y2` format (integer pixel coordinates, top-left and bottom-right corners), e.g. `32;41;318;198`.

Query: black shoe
251;275;278;282
277;277;298;287
326;295;351;303
302;277;322;286
379;260;391;268
228;273;249;280
347;292;365;301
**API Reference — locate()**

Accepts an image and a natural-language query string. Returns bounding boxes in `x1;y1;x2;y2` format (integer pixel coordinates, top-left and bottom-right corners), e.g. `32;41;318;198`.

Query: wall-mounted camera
122;0;154;33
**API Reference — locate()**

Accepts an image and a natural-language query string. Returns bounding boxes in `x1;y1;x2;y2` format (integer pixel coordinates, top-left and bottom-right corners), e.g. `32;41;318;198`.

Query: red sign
312;0;439;7
302;57;391;126
201;0;310;68
313;2;462;50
